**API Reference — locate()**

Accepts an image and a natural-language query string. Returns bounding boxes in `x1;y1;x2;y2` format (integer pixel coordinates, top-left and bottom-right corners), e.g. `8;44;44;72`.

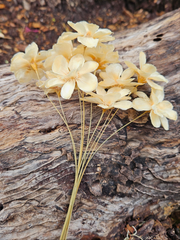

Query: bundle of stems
47;90;146;240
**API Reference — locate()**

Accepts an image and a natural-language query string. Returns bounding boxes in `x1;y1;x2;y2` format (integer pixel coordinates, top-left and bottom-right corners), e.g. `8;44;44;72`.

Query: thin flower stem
85;103;93;153
60;179;79;240
81;109;105;166
91;111;147;160
78;109;111;182
58;94;78;178
81;103;93;166
78;109;117;181
89;109;117;154
35;69;40;81
82;108;118;175
77;90;86;175
82;109;112;167
46;93;77;178
35;69;78;176
78;111;147;184
90;108;119;155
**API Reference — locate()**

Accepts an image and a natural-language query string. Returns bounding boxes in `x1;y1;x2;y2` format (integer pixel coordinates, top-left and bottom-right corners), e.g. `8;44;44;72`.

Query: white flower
99;63;139;90
81;86;132;110
44;41;73;71
59;21;115;48
10;42;47;83
45;54;98;99
133;89;177;130
125;51;168;90
77;43;119;70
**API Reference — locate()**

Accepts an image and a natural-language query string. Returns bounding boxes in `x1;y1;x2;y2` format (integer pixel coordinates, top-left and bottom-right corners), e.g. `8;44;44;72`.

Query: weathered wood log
0;9;180;240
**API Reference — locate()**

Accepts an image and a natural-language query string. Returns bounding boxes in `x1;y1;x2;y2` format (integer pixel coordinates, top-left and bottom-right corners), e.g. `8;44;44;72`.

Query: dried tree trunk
0;9;180;240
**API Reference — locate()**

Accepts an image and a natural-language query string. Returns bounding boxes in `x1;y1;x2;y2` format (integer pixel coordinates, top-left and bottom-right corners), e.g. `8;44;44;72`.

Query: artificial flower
82;43;119;70
133;89;177;130
125;51;168;90
44;41;73;71
10;42;47;83
59;21;115;48
81;86;132;110
99;63;139;90
45;54;98;99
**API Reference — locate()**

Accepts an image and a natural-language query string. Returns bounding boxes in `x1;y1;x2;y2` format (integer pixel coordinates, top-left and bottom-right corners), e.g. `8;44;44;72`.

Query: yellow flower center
137;73;146;83
86;31;92;37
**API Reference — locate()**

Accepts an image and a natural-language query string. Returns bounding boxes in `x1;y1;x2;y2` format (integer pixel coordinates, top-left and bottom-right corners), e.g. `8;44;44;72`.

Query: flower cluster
11;20;177;131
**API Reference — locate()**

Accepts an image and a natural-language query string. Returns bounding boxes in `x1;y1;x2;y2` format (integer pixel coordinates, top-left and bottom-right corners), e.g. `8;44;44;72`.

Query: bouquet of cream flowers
10;20;177;240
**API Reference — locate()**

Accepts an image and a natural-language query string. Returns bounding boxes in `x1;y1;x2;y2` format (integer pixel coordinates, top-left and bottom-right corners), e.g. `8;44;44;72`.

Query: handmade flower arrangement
10;21;177;240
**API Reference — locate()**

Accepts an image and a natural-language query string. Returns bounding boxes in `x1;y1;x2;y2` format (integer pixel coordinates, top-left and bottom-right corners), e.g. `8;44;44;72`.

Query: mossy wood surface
0;9;180;240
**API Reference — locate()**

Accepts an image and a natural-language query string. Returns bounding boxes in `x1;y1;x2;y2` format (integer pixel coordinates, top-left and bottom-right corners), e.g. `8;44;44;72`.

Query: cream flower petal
82;97;102;104
25;42;38;53
151;88;164;103
61;80;75;99
84;22;99;35
78;61;98;75
106;63;123;78
103;93;121;103
69;54;85;71
57;37;73;46
44;55;57;71
24;42;38;62
139;51;146;69
98;78;116;88
108;87;122;94
119;88;131;98
163;109;178;120
93;28;112;37
15;68;37;83
99;71;109;80
141;64;156;74
52;55;69;75
98;104;112;109
150;89;161;105
157;100;173;110
147;79;163;90
135;91;149;99
72;44;85;56
150;110;161;128
11;57;29;71
36;50;47;62
98;35;115;42
124;61;139;72
160;116;169;130
77;73;98;92
45;78;64;88
11;52;24;62
77;36;99;48
133;98;151;111
68;21;88;35
114;100;132;110
46;70;59;79
149;72;168;83
121;68;134;80
37;68;45;79
53;42;73;60
60;32;79;41
96;86;106;95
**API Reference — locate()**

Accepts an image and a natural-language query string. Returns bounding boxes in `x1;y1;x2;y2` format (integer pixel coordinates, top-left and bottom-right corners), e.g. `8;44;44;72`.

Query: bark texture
0;9;180;240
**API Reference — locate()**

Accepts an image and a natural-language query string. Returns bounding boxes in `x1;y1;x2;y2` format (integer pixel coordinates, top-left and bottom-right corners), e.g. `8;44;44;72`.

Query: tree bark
0;9;180;240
